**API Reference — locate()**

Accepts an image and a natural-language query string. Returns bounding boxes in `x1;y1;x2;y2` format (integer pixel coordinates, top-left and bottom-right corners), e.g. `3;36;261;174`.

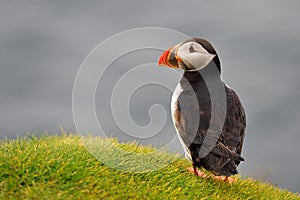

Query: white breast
171;83;192;161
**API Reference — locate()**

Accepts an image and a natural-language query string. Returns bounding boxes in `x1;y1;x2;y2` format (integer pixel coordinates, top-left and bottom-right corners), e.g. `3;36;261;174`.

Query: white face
177;41;216;71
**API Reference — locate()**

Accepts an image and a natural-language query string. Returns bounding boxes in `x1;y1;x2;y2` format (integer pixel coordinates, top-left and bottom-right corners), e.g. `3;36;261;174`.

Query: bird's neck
182;65;221;84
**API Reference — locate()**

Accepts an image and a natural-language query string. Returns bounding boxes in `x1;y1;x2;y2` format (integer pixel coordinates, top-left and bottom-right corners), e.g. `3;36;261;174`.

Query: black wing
221;86;246;166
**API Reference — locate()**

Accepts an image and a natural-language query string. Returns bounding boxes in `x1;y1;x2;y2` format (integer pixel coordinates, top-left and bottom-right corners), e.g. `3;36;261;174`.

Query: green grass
0;131;299;200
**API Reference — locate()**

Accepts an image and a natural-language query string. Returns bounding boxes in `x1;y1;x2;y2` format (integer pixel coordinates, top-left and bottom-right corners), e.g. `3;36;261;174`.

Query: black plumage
159;38;246;178
173;70;246;176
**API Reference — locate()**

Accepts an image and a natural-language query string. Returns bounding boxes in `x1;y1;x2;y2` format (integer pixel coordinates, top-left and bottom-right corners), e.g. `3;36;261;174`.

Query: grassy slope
0;132;299;200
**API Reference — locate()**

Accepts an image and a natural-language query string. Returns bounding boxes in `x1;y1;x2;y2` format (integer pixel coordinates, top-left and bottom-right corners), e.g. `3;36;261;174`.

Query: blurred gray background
1;1;300;193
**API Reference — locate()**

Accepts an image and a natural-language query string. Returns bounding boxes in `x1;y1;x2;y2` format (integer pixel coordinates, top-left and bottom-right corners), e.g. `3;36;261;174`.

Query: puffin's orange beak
158;46;180;68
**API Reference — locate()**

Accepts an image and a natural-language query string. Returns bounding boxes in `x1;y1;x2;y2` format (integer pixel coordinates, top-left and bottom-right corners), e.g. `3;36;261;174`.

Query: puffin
158;38;246;183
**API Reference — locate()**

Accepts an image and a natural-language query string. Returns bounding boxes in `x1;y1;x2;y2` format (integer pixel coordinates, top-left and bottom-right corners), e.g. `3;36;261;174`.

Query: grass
0;130;299;200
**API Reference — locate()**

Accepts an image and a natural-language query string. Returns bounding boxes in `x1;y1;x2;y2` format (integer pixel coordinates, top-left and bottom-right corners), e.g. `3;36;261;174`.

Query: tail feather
211;142;244;162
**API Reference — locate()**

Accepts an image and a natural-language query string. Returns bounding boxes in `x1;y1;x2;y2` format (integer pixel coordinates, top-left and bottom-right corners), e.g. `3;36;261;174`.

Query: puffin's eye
189;45;196;53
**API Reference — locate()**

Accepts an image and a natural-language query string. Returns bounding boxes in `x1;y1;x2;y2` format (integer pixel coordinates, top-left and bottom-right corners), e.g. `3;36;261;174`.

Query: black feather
172;41;246;176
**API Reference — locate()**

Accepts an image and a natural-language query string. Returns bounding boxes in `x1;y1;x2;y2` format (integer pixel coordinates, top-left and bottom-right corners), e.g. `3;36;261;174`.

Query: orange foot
187;167;237;184
187;167;208;178
211;175;237;184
